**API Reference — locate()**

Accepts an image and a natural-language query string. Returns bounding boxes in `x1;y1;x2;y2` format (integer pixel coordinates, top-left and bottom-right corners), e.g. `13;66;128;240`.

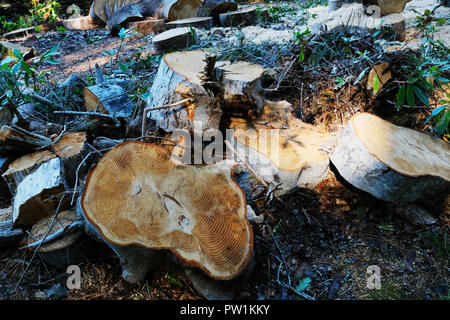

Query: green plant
29;0;61;24
293;28;310;63
425;97;450;139
266;2;297;22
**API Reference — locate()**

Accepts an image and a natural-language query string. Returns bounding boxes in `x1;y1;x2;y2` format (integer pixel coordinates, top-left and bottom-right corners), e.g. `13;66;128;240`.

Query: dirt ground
0;0;449;300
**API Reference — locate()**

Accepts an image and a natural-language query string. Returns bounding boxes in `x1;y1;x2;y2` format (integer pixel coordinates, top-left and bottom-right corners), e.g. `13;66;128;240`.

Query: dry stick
14;195;66;291
141;99;191;137
263;57;297;92
35;125;66;151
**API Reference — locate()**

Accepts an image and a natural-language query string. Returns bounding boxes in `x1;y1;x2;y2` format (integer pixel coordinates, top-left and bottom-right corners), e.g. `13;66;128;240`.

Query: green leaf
12;48;22;59
406;85;415;107
377;224;394;231
118;62;129;73
296;278;311;293
167;274;183;288
0;57;18;69
299;46;305;62
425;105;447;123
434;109;450;135
354;67;369;85
373;74;380;94
413;85;430;106
396;85;406;110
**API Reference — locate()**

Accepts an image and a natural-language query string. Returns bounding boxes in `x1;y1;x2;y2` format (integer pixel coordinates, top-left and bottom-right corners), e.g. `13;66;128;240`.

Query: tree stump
228;100;333;195
165;17;213;30
127;19;166;34
219;7;257;27
162;0;202;21
329;113;450;203
197;0;237;23
62;16;99;30
84;84;134;118
152;27;196;53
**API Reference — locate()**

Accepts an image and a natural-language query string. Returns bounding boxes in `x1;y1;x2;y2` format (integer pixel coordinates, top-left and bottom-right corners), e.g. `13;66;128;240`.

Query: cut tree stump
381;13;406;41
228;100;333;195
3;132;89;194
197;0;237;22
165;17;213;30
0;41;36;59
0;125;52;151
12;157;67;226
152;27;196;53
90;0;143;25
84;84;134;118
377;0;411;16
146;50;222;134
216;61;264;114
107;3;145;35
162;0;202;21
62;16;99;30
3;27;35;40
80;141;253;281
26;210;85;268
0;207;23;247
127;19;166;34
329;113;450;204
219;7;257;27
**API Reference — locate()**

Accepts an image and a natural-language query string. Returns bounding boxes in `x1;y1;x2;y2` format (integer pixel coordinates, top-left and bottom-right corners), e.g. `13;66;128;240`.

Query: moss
364;282;407;300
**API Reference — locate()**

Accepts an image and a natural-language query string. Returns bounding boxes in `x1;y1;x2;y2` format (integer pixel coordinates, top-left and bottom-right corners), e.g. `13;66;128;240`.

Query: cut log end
152;27;196;53
62;16;99;30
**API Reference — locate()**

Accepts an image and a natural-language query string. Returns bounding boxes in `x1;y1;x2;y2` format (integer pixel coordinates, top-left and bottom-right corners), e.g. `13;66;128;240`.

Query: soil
0;0;448;300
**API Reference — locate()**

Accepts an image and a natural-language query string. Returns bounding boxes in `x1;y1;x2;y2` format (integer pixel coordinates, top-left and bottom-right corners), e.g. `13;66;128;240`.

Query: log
90;0;142;25
79;141;253;281
84;84;134;118
367;63;391;92
165;17;213;30
62;16;99;30
216;61;264;114
127;19;166;35
3;27;35;40
219;7;257;27
3;132;90;194
0;207;23;247
25;210;85;268
152;27;196;53
0;125;51;150
12;157;68;226
106;3;145;36
0;157;14;200
381;13;406;41
0;41;36;59
145;50;222;134
162;0;202;21
376;0;411;16
329;113;450;204
228;100;333;195
197;0;237;22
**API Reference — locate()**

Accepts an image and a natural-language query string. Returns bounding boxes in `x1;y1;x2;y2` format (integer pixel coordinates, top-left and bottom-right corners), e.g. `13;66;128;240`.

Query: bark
152;27;196;53
197;0;237;22
162;0;202;21
0;125;51;150
84;84;134;118
62;16;99;30
127;19;166;35
165;17;213;30
3;27;35;40
219;7;257;27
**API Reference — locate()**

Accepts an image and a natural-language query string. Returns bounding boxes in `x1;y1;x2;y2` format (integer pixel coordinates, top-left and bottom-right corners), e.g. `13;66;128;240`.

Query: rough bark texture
62;16;99;30
152;27;195;53
165;17;213;30
162;0;202;21
146;50;222;134
0;207;23;247
0;125;51;150
106;4;145;35
219;7;257;27
381;13;406;41
3;27;35;40
90;0;142;25
127;19;166;34
329;118;449;204
84;84;134;118
0;41;36;59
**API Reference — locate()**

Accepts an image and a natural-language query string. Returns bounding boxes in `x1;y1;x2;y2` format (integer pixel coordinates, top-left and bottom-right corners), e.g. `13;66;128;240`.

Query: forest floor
0;0;449;300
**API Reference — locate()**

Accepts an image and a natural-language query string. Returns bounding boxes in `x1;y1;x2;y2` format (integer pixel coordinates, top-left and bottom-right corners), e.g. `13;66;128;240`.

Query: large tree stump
3;132;89;194
329;113;450;203
79;141;253;281
127;19;166;34
90;0;142;25
165;17;213;30
146;50;222;134
162;0;202;21
228;100;333;195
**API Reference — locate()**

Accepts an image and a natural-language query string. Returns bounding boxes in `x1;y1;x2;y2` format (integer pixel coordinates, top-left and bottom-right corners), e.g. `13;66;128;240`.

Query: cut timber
381;13;406;41
13;157;66;226
216;61;264;113
62;16;99;30
127;19;166;34
0;41;36;59
330;113;450;203
0;157;13;200
0;207;23;247
367;63;391;92
229;100;333;195
219;7;257;27
197;0;237;21
0;125;51;150
80;141;253;281
84;84;133;118
3;27;35;40
90;0;142;25
165;17;213;30
26;210;84;267
152;27;196;53
163;0;202;21
377;0;411;16
107;4;144;36
3;132;89;194
146;50;222;133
